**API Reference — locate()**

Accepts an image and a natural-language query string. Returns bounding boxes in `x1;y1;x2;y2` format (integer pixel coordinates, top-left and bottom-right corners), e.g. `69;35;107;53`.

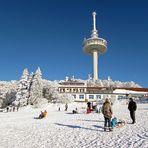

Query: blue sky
0;0;148;87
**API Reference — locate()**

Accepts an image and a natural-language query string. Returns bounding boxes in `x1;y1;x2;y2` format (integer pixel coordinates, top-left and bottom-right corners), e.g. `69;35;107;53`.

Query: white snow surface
0;102;148;148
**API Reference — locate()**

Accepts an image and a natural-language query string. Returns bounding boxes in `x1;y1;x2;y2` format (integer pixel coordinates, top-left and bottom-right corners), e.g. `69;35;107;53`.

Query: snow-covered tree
58;94;75;104
42;80;60;103
14;68;30;106
86;77;141;88
0;81;18;108
28;67;43;105
5;90;16;106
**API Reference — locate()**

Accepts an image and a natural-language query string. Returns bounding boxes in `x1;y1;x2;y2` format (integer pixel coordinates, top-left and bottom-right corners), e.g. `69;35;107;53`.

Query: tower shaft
92;50;98;80
83;12;107;81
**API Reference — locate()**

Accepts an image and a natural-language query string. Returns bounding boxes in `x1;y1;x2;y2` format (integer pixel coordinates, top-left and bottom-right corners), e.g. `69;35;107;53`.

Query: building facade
58;80;148;102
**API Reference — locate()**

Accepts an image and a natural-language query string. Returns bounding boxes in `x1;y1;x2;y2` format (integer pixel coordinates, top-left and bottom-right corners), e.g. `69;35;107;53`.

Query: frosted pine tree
28;67;43;105
56;94;74;104
14;68;30;106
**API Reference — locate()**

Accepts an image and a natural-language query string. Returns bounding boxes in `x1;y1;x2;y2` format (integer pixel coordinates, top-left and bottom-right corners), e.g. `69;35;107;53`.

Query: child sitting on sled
38;110;47;119
72;108;78;114
111;117;125;129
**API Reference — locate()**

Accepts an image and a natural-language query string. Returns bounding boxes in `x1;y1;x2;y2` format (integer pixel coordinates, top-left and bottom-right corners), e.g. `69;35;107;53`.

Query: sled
115;121;125;128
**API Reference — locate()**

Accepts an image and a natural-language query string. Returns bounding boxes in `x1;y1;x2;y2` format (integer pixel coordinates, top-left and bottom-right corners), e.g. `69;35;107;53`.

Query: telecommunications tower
83;12;107;80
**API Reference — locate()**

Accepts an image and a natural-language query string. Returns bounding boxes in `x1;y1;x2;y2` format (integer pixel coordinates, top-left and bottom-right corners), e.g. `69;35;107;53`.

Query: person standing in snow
128;98;137;124
87;102;91;110
102;98;113;131
65;103;68;111
17;102;20;111
6;106;9;112
13;106;15;112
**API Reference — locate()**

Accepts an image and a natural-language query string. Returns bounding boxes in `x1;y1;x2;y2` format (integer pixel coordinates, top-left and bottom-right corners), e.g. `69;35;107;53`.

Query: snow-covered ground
0;102;148;148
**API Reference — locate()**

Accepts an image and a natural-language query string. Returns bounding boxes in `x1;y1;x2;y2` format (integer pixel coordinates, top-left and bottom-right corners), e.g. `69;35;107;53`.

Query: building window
79;95;84;99
96;95;101;99
89;95;94;99
80;89;84;92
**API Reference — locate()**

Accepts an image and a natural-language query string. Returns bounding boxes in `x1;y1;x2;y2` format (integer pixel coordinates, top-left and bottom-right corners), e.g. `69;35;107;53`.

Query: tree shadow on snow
54;123;104;132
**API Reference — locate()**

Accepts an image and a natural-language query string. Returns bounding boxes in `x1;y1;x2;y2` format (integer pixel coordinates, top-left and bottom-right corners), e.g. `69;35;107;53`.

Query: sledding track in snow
0;103;148;148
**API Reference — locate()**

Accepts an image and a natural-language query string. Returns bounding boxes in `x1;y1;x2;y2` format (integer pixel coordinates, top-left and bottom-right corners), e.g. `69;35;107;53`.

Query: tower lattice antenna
91;11;98;38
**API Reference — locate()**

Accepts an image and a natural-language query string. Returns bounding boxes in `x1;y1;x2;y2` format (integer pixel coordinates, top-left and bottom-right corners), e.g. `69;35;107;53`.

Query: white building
58;79;148;103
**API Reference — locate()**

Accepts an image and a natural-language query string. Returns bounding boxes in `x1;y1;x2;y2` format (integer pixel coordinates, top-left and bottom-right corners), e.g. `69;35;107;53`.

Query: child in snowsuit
111;117;117;129
111;117;125;129
38;110;47;119
43;110;47;118
72;108;78;114
38;111;44;119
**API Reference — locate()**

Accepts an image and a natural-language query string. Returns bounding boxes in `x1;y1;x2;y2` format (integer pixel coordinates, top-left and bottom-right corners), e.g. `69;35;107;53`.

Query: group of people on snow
58;103;69;112
35;97;137;131
102;97;137;131
6;102;20;112
59;103;78;114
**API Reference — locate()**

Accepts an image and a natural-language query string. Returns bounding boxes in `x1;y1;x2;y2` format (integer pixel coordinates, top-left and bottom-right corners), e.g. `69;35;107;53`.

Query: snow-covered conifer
14;68;30;106
58;94;75;104
28;67;43;105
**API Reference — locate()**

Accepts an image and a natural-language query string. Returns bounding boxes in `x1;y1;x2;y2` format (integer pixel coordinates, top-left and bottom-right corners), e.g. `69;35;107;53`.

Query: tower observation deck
83;12;107;81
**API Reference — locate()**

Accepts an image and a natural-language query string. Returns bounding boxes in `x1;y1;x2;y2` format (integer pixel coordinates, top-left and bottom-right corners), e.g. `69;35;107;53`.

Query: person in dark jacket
65;103;68;111
17;102;20;111
102;98;113;131
6;106;9;112
87;102;91;110
128;98;137;124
